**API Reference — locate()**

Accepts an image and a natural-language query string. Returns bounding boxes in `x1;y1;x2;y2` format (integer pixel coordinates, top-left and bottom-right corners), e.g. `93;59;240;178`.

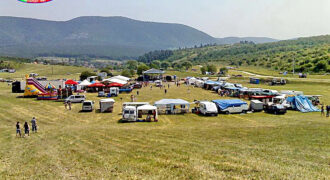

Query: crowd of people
16;117;37;138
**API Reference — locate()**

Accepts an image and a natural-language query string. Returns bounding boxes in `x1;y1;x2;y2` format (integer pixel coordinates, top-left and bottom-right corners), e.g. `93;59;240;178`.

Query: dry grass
0;65;329;179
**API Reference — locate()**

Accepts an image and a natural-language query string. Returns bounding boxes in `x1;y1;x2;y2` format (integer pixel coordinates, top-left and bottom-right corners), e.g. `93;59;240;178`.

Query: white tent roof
79;80;92;86
113;75;130;81
154;99;190;105
100;99;115;103
137;105;157;111
102;78;127;84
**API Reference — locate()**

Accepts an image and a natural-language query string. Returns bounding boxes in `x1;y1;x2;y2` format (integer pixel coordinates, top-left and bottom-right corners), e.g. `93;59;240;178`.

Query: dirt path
232;70;330;83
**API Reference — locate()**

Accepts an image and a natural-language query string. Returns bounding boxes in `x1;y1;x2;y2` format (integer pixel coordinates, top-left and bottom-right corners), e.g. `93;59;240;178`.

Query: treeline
0;56;31;69
139;35;330;74
137;50;174;63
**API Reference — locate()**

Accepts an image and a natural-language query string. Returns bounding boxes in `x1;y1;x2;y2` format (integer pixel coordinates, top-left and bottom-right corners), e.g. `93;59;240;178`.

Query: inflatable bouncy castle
37;83;58;100
24;75;58;100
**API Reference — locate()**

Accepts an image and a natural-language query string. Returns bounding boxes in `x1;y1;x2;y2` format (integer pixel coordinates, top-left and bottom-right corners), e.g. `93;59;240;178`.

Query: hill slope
0;16;216;58
140;35;330;73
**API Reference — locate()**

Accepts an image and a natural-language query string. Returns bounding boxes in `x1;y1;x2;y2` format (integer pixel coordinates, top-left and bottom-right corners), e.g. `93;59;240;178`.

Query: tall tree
137;63;150;75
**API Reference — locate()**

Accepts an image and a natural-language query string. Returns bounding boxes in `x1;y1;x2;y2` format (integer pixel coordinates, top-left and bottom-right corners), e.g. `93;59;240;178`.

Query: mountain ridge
0;16;278;58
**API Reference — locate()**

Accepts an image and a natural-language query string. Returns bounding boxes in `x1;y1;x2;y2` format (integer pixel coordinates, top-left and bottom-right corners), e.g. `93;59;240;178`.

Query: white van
122;106;137;121
199;101;218;116
110;87;119;97
65;95;86;103
82;101;94;112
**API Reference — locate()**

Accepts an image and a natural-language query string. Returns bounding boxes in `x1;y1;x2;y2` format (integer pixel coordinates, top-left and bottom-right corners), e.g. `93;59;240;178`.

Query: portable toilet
250;78;260;84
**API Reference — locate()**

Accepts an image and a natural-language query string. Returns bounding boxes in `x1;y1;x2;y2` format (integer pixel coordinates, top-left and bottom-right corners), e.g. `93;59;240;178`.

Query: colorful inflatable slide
24;75;58;100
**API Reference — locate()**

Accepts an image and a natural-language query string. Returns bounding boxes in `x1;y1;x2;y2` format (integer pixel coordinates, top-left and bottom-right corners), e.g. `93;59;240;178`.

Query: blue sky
0;0;329;39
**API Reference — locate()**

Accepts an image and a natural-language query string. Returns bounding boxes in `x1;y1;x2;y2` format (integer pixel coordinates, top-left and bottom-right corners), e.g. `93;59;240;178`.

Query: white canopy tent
77;80;92;90
79;80;92;86
102;78;128;85
113;75;130;81
137;105;158;121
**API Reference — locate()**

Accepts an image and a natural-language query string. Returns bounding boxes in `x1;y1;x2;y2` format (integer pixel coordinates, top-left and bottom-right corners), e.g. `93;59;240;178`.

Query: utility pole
292;58;295;75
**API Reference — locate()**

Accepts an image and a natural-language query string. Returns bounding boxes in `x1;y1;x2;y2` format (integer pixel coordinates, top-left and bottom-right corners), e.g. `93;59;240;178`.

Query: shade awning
88;82;105;87
107;82;124;87
65;79;78;85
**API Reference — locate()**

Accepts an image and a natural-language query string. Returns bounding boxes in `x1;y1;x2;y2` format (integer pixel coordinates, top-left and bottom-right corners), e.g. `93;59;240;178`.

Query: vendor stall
137;105;158;122
154;99;190;114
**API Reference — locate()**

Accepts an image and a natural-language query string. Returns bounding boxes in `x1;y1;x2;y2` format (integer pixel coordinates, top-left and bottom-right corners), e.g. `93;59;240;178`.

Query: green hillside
140;35;330;73
0;16;216;58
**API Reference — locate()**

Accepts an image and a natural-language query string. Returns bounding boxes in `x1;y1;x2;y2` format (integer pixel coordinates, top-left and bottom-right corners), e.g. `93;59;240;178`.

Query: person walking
31;117;37;133
164;89;167;94
68;101;72;110
16;122;21;137
64;101;68;109
24;122;29;137
321;104;324;116
326;105;330;117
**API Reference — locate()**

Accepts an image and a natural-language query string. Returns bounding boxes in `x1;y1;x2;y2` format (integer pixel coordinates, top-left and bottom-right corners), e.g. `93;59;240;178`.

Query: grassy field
0;65;329;179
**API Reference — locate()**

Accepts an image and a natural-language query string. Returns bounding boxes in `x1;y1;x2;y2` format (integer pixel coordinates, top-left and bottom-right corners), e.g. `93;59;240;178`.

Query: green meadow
0;64;329;179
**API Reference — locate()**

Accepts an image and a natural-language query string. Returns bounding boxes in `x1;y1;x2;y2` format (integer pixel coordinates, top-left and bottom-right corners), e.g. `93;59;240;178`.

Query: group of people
16;117;37;137
321;105;330;117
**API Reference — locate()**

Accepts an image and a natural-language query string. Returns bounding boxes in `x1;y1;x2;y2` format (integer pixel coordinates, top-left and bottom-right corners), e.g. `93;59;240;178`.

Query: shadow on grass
117;119;157;124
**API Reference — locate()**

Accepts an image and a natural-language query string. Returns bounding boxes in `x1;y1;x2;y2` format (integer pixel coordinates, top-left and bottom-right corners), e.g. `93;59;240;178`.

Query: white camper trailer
198;101;218;116
99;99;115;113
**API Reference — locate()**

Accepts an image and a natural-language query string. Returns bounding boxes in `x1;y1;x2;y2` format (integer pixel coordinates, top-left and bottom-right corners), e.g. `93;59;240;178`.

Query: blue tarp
286;95;320;113
212;99;247;110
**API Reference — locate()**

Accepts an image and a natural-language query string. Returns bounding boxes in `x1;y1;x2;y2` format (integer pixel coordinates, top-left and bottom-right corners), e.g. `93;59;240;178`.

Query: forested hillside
0;16;216;58
139;35;330;73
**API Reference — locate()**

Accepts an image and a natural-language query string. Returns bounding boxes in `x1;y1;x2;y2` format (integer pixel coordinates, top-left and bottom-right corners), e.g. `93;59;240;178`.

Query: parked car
261;89;279;96
198;101;218;116
264;103;287;115
267;78;286;86
82;101;94;112
65;95;86;103
133;83;142;89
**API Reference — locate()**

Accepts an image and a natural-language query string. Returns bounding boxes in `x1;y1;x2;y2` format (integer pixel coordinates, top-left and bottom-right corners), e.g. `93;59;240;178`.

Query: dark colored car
133;83;142;89
264;104;287;115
